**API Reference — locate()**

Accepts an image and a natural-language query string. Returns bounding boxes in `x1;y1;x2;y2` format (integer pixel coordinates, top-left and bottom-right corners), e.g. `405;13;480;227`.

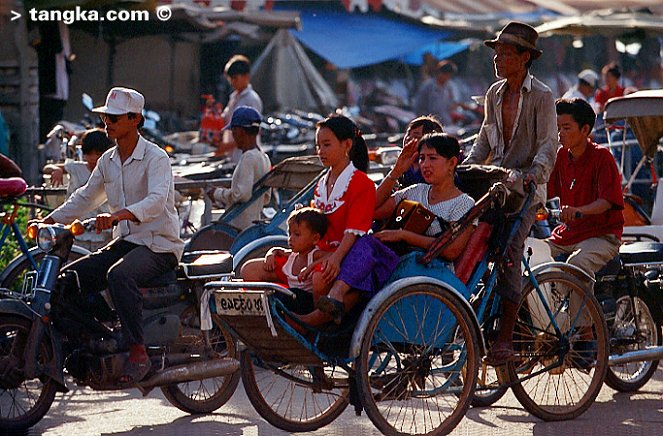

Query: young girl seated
316;133;476;322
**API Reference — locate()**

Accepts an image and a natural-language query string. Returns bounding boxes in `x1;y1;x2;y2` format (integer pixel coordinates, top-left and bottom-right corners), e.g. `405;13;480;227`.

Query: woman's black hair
81;128;114;155
417;133;461;160
316;114;369;173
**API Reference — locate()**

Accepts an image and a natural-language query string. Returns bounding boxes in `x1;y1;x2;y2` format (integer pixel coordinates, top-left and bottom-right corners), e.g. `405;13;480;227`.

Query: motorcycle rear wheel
0;316;58;431
605;295;661;392
161;312;240;414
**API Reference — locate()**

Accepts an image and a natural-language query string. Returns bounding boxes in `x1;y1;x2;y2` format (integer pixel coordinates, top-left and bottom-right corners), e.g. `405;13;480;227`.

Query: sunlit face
418;144;457;186
227;74;250;92
287;221;320;253
101;113;138;141
603;71;619;89
84;151;103;172
315;127;351;169
557;114;589;151
493;43;530;79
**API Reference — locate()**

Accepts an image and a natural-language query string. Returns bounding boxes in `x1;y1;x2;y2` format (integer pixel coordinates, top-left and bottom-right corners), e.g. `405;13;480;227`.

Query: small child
261;207;328;293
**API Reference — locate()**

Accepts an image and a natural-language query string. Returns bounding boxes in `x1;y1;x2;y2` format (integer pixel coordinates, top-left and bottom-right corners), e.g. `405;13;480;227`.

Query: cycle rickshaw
204;166;609;434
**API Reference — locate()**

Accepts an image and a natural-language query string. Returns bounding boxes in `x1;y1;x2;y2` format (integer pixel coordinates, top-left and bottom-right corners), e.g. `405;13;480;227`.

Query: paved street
15;369;663;435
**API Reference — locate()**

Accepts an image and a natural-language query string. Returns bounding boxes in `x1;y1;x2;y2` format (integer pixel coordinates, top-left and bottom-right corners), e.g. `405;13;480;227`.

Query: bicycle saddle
0;177;27;197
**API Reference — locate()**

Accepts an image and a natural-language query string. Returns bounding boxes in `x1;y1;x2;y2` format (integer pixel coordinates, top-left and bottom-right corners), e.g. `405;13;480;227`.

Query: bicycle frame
0;203;39;271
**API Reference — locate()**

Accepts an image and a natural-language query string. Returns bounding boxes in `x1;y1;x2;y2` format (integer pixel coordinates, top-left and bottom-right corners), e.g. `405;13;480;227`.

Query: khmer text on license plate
214;291;266;316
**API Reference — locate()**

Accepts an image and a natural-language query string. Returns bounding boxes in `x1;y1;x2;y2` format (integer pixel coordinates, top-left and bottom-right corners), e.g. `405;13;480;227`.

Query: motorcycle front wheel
0;316;58;431
161;311;240;413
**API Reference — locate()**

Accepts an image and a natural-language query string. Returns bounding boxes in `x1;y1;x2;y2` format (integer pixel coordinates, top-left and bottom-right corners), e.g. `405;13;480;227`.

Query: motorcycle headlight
37;227;57;251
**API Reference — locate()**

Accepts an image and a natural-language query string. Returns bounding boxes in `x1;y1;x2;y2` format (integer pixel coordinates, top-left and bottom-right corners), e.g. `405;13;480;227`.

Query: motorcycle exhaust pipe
609;346;663;366
137;357;239;393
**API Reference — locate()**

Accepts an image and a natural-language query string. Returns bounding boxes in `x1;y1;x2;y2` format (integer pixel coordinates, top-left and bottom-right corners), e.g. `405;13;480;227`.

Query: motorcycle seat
180;251;234;279
619;242;663;265
0;177;27;198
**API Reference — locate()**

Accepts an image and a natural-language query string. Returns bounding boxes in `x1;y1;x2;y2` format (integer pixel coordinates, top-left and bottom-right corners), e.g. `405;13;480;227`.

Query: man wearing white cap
40;86;184;385
562;69;599;111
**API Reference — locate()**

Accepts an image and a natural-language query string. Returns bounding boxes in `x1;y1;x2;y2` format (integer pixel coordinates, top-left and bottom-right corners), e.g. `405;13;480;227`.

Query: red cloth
313;169;376;252
547;140;624;245
595;85;624;111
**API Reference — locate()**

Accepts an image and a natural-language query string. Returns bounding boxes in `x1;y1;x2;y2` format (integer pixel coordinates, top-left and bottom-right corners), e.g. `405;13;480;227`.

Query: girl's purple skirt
337;236;399;297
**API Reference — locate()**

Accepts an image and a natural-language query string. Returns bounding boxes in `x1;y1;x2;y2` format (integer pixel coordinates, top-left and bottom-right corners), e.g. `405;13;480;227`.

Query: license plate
214;291;266;316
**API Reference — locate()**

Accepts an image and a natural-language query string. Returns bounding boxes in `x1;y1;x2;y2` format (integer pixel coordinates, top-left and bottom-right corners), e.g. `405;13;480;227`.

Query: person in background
562;69;599;111
42;128;114;251
206;106;271;231
376;115;444;208
413;60;460;126
463;21;558;366
217;55;263;163
595;63;624;112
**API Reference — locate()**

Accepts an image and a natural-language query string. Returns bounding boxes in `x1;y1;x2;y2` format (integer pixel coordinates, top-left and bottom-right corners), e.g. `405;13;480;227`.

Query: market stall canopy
604;90;663;158
535;8;663;37
251;29;338;113
289;8;463;68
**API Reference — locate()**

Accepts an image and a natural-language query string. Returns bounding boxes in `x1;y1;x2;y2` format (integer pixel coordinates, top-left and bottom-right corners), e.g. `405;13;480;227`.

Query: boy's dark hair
602;62;621;79
555;98;596;131
435;60;457;75
224;54;251;77
239;126;260;136
81;128;114;155
288;207;328;238
418;132;460;159
408;115;444;136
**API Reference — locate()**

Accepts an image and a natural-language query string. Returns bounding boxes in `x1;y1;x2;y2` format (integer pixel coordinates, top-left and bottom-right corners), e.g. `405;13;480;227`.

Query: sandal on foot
118;359;151;386
484;341;515;367
316;296;345;325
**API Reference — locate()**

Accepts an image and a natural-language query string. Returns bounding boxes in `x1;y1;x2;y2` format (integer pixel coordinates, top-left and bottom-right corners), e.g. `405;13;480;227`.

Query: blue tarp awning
288;9;463;69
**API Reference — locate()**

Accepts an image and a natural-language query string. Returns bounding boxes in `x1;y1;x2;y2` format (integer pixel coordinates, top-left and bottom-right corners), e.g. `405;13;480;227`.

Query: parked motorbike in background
0;219;240;431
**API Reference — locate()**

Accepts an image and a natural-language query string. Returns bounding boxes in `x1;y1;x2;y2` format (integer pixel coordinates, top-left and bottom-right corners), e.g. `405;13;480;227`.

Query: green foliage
0;204;33;272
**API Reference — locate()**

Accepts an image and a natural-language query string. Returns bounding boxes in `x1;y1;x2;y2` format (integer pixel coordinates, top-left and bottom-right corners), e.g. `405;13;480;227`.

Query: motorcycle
532;207;663;392
0;219;240;431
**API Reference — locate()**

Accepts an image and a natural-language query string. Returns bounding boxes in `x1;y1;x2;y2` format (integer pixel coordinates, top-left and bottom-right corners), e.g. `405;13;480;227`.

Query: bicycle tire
508;271;608;421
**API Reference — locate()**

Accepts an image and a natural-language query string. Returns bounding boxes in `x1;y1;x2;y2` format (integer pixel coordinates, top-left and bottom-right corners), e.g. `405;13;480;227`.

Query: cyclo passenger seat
454;222;493;284
0;177;27;199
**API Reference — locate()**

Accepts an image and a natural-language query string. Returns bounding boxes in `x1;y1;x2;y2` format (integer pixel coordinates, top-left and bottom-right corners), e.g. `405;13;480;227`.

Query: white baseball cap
577;69;599;88
92;87;145;115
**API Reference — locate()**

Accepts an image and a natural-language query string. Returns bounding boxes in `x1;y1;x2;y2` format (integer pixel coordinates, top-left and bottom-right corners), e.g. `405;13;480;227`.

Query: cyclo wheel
605;295;661;392
508;271;608;421
240;352;350;432
161;311;240;413
0;316;58;431
356;284;480;435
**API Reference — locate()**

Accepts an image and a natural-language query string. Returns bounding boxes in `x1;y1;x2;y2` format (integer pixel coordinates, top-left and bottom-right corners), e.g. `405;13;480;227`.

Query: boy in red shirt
547;98;624;278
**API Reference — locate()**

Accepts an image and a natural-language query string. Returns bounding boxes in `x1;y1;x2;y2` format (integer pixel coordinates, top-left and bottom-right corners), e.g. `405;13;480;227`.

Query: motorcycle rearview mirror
82;93;94;111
